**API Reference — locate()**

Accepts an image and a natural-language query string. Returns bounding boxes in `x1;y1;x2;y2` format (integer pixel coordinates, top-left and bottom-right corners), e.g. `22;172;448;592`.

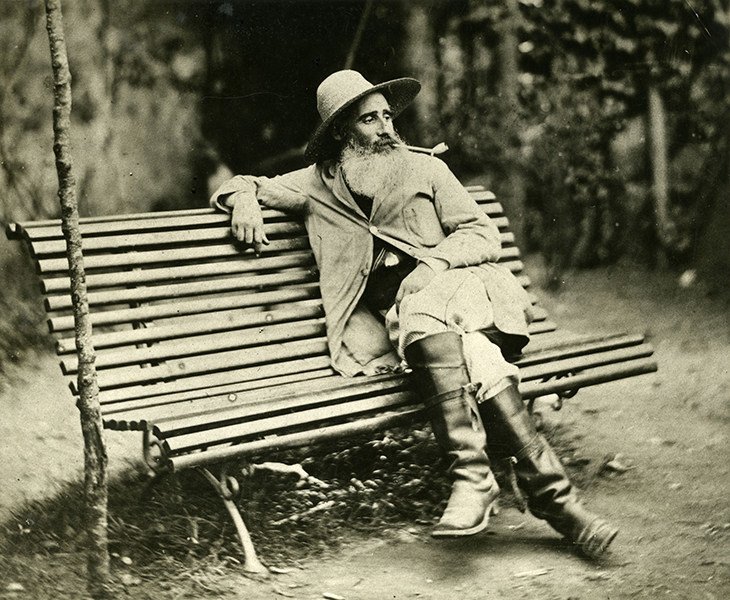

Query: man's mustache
371;135;400;152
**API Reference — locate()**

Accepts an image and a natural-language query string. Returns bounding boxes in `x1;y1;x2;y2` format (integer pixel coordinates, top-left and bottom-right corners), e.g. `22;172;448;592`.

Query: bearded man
210;70;618;558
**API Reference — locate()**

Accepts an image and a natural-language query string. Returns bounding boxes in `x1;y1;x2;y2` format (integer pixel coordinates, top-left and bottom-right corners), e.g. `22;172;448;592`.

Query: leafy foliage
442;0;730;270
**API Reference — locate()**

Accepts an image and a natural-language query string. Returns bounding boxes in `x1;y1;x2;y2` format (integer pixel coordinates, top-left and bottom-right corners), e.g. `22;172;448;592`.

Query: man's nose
376;117;392;135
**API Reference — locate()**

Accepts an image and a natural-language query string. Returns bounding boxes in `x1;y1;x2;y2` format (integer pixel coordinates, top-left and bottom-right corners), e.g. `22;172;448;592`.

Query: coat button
369;225;379;235
361;268;369;277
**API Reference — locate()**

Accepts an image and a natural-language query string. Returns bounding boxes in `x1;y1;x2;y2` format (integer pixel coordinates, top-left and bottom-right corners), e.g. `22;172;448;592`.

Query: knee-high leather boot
405;332;500;538
478;384;618;558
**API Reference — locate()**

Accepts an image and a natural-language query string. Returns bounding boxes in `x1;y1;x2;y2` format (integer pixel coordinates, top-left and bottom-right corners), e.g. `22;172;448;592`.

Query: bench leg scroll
198;466;268;575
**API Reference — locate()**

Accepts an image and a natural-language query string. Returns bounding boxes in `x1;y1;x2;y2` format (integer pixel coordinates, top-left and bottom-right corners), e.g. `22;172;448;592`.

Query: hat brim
304;77;421;164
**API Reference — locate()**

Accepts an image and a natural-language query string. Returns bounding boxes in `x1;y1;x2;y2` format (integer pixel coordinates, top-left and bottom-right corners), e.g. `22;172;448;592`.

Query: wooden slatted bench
5;187;658;571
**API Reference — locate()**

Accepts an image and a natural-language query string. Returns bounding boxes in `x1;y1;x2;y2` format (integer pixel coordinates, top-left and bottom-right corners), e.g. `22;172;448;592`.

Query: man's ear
331;114;349;142
332;121;345;141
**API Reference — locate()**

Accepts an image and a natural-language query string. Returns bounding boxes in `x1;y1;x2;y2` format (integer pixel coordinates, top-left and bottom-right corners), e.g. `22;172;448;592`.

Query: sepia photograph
1;1;729;598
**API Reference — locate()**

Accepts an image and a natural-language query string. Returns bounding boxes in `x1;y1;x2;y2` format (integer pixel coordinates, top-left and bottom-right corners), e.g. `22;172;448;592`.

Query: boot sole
578;521;619;559
431;501;497;538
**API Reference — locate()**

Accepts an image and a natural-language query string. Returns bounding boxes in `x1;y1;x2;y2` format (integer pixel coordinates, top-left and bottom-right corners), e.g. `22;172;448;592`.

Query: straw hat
304;70;421;164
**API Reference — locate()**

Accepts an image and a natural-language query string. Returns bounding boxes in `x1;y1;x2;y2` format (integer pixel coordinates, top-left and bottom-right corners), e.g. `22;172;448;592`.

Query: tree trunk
648;85;673;261
497;0;527;249
440;17;466;130
44;1;110;597
402;0;441;145
73;0;124;216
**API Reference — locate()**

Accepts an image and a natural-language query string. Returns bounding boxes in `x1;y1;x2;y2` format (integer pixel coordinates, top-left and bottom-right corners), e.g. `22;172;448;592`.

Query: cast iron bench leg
198;465;268;575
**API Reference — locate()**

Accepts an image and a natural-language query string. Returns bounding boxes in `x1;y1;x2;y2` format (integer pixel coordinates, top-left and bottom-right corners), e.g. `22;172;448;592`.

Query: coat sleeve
417;158;502;268
209;167;316;214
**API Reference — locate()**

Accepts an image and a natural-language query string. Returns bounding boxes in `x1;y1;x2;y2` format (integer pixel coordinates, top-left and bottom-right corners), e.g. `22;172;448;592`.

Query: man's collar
321;159;338;180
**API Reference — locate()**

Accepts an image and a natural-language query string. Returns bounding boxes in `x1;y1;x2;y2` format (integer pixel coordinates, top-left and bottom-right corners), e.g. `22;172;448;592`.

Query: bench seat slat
519;357;658;398
160;390;416;454
131;342;653;440
96;315;557;407
167;407;424;471
519;343;655;382
117;374;411;436
160;355;659;460
104;369;342;431
518;332;647;365
98;329;641;413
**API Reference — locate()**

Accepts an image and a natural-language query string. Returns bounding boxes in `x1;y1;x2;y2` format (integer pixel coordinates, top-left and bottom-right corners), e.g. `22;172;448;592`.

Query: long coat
211;151;533;376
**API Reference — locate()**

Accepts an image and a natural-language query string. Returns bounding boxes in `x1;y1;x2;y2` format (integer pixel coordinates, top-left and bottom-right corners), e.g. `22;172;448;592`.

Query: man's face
344;92;397;152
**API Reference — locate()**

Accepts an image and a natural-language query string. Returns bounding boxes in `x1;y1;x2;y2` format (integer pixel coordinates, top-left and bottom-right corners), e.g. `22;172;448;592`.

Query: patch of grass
0;419;593;597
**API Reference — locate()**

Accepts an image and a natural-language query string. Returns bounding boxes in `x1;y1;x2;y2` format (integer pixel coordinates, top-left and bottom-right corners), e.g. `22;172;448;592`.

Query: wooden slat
129;343;652;440
517;332;647;367
168;407;425;471
48;283;321;332
520;343;655;382
519;357;658;399
167;356;658;471
15;207;290;239
162;354;658;462
98;354;335;405
42;251;316;293
17;196;502;242
46;267;318;310
117;373;410;436
93;336;329;390
527;320;557;335
36;237;312;273
47;255;521;312
62;318;327;374
29;220;306;256
103;368;338;429
56;300;324;353
161;390;415;454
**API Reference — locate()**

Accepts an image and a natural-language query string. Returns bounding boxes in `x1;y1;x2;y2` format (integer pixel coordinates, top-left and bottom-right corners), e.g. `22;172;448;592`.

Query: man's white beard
340;133;408;200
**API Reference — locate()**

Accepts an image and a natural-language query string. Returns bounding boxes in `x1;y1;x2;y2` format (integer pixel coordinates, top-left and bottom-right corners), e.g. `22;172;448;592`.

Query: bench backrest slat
55;300;325;353
48;284;322;332
42;251;316;293
92;337;329;391
61;318;327;373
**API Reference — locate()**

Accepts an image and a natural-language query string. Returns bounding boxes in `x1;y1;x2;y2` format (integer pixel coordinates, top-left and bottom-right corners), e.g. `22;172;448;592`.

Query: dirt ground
2;258;729;599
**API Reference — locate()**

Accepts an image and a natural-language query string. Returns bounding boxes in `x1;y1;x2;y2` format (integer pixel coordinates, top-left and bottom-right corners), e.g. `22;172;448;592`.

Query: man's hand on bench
230;191;270;255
